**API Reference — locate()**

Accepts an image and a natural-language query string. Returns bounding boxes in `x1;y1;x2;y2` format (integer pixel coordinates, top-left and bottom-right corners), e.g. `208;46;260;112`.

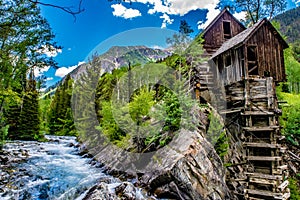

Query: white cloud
55;66;77;78
293;0;300;6
38;45;62;57
39;88;47;92
148;0;174;15
198;8;246;30
150;44;165;49
55;61;85;78
160;13;174;28
46;77;53;81
68;48;72;51
118;0;220;28
111;4;142;19
34;66;50;77
197;3;220;30
77;61;86;66
233;11;246;22
166;0;218;16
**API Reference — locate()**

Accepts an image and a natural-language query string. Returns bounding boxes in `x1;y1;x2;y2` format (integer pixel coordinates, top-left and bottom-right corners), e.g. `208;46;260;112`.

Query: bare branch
29;0;85;21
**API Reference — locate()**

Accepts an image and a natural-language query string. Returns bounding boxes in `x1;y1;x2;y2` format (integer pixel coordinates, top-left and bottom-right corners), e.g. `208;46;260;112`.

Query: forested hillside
274;6;300;43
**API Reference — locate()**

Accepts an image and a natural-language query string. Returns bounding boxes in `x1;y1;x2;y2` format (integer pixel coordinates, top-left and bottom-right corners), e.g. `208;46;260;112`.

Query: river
0;135;150;200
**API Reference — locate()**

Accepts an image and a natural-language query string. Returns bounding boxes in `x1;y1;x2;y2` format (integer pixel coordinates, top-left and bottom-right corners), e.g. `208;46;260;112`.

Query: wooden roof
211;18;289;58
202;8;245;36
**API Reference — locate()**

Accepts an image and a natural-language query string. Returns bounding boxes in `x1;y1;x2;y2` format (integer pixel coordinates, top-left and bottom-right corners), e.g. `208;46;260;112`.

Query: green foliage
273;6;300;44
166;20;194;56
0;0;58;146
73;56;104;143
96;101;125;142
0;125;9;149
214;131;229;161
39;95;52;133
289;178;300;200
291;40;300;62
17;91;41;140
158;90;182;132
179;20;194;36
4;72;43;141
164;54;188;71
48;74;76;136
207;111;229;161
129;87;155;124
284;48;300;94
94;62;198;152
279;92;300;146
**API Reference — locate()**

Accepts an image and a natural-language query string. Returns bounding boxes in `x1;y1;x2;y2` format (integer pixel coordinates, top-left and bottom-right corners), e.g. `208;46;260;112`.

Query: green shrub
279;92;300;145
289;178;300;200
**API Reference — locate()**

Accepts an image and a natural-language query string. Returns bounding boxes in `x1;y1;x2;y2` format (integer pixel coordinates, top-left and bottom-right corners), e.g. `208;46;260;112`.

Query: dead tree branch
29;0;85;20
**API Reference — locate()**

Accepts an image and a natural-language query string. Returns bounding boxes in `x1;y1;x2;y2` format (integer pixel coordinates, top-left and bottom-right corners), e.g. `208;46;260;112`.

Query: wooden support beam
243;142;281;148
245;172;283;181
241;111;275;116
244;189;285;199
219;107;243;114
278;180;289;191
250;95;268;99
243;126;279;132
277;165;288;170
282;192;290;200
246;156;282;161
249;177;277;185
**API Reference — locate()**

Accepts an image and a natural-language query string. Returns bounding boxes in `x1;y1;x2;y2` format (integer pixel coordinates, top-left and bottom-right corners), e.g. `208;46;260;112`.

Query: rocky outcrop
86;126;233;199
139;129;233;200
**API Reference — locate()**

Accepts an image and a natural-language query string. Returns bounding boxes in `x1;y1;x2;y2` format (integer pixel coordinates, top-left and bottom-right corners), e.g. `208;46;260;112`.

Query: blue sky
37;0;299;87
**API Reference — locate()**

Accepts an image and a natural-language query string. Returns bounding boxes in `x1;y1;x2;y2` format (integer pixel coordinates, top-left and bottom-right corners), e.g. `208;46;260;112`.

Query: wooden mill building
196;9;290;200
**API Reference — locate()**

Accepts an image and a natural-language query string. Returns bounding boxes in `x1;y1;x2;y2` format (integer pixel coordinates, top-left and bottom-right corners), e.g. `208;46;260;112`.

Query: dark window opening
247;46;257;61
239;48;245;77
252;116;269;126
225;55;231;67
249;147;271;157
251;161;272;175
247;46;259;75
223;21;231;39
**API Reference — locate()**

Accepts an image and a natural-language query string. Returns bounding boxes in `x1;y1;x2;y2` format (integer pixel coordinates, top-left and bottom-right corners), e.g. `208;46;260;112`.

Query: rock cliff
84;111;233;200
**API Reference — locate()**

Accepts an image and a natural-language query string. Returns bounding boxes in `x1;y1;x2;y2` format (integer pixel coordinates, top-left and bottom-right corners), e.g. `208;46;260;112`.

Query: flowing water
0;135;148;200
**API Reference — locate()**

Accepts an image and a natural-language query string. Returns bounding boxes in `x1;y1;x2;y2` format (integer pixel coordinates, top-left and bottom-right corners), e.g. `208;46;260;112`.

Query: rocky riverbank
0;137;153;200
0;147;29;195
80;110;234;200
0;125;233;200
81;129;233;200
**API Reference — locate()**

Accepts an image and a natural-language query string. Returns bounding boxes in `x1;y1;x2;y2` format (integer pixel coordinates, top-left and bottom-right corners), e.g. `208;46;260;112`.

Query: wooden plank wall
246;23;286;82
213;48;244;86
203;12;245;54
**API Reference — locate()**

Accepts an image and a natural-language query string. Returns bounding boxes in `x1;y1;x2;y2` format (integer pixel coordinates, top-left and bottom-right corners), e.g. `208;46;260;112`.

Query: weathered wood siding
245;23;286;82
203;11;245;54
213;47;245;86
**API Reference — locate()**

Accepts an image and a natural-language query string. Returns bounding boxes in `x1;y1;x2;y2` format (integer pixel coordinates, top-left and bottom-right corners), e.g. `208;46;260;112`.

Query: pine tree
48;74;76;136
13;71;41;140
0;0;58;146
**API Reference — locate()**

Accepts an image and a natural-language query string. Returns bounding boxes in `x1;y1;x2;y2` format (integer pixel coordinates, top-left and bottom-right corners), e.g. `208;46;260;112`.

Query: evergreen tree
48;74;76;136
10;71;41;140
0;0;58;146
179;20;194;36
